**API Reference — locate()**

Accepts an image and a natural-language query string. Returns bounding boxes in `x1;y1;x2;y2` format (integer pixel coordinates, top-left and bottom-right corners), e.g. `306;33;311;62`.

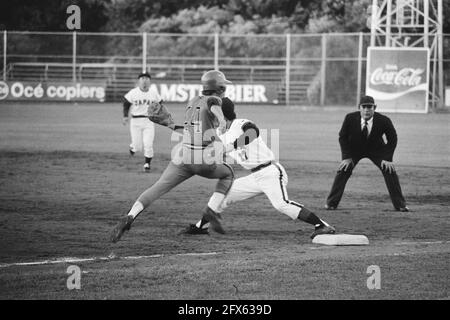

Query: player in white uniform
123;72;161;172
183;99;336;239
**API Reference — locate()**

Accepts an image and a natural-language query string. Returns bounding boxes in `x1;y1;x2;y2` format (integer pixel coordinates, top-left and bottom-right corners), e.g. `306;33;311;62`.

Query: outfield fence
0;31;449;107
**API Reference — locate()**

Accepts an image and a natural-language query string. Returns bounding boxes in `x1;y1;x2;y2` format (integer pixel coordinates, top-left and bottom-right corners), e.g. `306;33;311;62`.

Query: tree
0;0;110;31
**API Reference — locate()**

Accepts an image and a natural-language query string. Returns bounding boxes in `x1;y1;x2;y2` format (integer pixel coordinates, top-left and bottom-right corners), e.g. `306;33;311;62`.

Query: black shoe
396;206;410;212
129;148;135;156
110;215;134;243
203;208;225;234
310;224;336;239
179;224;209;235
324;204;337;210
143;163;151;172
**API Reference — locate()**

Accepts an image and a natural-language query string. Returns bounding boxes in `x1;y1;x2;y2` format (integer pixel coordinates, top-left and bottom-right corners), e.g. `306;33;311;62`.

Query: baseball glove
147;101;176;130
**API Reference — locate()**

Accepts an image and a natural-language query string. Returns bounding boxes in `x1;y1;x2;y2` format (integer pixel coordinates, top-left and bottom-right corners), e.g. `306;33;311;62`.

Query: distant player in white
123;72;161;172
183;99;336;239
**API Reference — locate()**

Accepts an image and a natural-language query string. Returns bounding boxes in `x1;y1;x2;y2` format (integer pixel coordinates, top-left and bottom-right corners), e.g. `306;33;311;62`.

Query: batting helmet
201;70;232;94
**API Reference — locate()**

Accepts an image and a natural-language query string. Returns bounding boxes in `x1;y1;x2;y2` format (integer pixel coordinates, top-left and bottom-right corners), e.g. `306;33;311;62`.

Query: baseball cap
359;95;375;106
138;72;151;79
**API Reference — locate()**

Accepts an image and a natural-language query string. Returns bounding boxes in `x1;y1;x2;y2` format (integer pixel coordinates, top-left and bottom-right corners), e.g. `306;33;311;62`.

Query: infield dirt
0;103;448;299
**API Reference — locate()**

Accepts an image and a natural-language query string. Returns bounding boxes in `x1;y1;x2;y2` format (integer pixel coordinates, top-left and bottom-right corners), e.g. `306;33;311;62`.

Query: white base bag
312;234;369;246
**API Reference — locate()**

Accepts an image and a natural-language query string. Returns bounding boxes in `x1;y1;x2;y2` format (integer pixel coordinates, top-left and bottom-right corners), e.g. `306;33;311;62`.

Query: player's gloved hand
381;160;396;173
122;117;129;125
147;101;176;129
206;96;222;108
338;158;354;172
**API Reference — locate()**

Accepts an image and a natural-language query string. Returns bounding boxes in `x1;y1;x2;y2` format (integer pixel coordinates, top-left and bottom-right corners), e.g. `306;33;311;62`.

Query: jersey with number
219;118;274;170
124;87;161;116
182;96;219;148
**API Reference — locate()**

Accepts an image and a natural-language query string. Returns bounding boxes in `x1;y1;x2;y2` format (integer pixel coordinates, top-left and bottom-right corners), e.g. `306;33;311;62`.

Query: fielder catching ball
110;70;235;243
123;72;161;172
183;99;336;239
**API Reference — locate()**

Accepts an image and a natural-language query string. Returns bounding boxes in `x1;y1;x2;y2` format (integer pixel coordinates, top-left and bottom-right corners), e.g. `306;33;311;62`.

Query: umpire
325;95;409;212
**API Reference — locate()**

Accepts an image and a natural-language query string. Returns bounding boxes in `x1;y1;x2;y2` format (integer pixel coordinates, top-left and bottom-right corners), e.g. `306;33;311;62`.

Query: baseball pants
217;162;303;220
130;117;155;158
136;161;234;209
326;157;407;209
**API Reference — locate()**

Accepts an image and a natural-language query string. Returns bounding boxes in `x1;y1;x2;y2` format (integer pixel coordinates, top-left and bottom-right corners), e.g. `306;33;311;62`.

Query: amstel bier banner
366;47;430;113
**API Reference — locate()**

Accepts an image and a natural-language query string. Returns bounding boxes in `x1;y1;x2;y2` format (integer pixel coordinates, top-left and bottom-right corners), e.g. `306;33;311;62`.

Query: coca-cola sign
370;66;424;87
366;47;429;113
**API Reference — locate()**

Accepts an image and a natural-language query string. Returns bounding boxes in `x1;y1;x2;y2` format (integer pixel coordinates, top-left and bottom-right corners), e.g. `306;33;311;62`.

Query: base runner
182;99;336;239
110;70;235;243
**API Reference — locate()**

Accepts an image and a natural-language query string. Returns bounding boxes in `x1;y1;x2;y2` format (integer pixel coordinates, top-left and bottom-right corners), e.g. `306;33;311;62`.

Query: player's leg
370;158;408;211
193;163;235;234
134;163;193;214
183;174;262;234
217;174;261;212
260;163;335;238
142;122;155;171
110;162;193;243
325;158;359;209
130;118;143;156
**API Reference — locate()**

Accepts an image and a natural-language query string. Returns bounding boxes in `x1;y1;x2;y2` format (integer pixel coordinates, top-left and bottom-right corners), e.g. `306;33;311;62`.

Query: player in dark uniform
110;70;235;243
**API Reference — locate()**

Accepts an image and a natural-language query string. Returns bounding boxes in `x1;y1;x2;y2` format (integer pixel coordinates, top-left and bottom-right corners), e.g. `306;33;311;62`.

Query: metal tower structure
369;0;444;110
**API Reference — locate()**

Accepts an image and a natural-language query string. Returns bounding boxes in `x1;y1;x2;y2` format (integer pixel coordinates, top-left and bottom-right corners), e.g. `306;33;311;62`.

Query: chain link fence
1;31;448;107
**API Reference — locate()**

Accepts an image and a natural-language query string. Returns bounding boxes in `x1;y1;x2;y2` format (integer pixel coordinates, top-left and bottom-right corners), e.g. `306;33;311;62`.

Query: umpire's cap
138;72;151;79
201;70;232;93
359;95;376;106
221;97;236;121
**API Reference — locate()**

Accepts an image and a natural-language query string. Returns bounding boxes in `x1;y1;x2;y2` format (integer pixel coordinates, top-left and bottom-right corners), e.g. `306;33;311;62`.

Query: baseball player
182;99;336;239
123;72;161;172
110;70;235;243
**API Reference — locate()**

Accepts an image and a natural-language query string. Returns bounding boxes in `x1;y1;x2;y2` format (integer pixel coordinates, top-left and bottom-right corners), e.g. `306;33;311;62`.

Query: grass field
0;102;449;300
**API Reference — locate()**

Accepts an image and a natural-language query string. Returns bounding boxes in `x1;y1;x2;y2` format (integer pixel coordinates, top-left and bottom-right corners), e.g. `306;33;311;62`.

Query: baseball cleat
143;163;151;172
202;208;225;234
110;215;134;243
310;224;336;239
396;206;410;212
324;204;337;210
129;147;135;156
179;224;209;235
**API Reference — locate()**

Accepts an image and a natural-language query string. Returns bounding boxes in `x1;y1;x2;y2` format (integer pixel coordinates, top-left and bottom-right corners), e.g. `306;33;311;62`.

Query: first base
312;234;369;246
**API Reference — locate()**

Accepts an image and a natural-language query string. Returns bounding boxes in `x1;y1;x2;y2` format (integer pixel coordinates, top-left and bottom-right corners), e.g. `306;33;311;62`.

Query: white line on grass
308;240;450;248
394;241;449;246
2;241;448;269
0;252;221;269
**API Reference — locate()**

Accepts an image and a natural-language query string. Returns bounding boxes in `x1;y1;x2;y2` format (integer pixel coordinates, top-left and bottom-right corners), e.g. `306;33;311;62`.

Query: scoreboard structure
367;0;444;111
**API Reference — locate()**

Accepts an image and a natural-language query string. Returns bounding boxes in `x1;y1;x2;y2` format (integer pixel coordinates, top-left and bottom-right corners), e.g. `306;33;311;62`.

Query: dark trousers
326;157;406;209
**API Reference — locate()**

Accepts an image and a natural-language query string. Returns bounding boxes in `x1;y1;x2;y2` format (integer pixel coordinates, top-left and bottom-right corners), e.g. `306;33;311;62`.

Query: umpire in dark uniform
325;95;409;212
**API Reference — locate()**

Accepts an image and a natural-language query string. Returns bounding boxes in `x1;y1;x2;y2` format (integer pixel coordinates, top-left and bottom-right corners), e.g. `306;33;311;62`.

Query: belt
131;115;148;118
250;161;273;173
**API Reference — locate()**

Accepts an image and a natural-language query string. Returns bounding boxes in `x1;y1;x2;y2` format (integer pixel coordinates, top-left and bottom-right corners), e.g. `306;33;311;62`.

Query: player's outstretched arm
221;122;260;154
